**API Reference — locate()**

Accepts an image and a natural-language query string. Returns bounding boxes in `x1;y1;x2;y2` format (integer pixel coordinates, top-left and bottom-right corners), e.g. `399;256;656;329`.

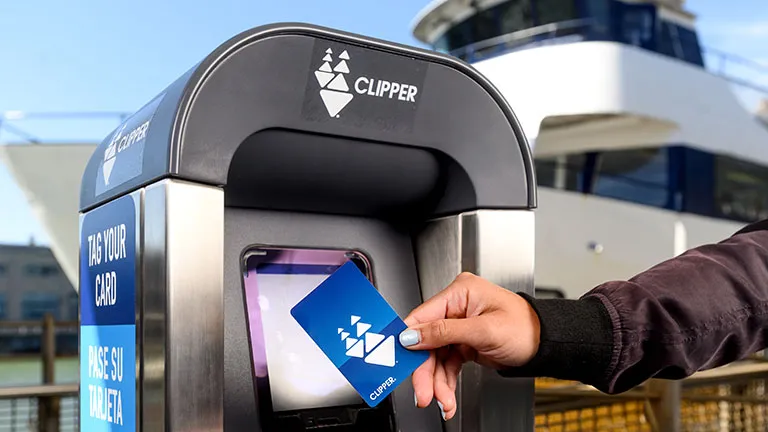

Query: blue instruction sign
80;194;137;431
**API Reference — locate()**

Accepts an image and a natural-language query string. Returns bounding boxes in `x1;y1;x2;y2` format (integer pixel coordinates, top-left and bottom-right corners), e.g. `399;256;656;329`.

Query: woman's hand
399;272;541;420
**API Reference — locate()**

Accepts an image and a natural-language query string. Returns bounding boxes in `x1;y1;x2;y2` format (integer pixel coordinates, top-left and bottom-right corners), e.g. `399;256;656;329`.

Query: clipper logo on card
339;315;396;367
291;261;428;407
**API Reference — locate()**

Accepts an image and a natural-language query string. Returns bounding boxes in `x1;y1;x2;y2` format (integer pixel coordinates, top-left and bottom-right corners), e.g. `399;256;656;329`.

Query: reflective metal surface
415;210;535;432
143;180;224;431
223;208;442;431
142;184;166;431
132;191;143;432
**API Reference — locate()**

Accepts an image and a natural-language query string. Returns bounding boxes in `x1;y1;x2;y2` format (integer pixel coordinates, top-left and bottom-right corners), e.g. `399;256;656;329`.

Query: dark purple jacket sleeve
501;219;768;394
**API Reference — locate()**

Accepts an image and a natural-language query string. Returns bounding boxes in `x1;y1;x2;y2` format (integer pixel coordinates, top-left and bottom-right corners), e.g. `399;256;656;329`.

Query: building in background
0;243;78;355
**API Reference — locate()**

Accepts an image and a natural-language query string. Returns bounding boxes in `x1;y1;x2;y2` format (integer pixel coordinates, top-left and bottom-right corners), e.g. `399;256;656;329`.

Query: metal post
11;397;17;432
648;379;681;432
38;314;59;432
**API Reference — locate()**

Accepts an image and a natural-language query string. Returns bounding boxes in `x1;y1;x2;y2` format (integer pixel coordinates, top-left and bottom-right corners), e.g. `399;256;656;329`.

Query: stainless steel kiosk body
78;23;536;432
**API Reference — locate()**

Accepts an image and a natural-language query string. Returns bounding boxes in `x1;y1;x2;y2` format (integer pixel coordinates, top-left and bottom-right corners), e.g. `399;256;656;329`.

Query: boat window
535;158;556;187
535;146;768;223
442;17;473;53
593;148;669;208
433;0;706;68
499;0;534;36
657;21;677;59
474;6;502;43
24;263;60;277
21;292;61;320
0;294;5;320
535;0;577;26
617;3;656;50
676;146;713;216
534;154;586;192
437;0;535;54
715;156;768;222
676;25;704;66
657;21;705;66
583;0;612;39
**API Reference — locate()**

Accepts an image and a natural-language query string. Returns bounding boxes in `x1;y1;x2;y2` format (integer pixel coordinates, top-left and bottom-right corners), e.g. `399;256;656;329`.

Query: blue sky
0;0;766;245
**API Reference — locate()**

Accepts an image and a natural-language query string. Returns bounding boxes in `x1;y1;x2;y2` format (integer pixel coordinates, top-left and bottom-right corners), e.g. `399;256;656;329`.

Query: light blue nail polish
437;401;446;421
399;329;420;347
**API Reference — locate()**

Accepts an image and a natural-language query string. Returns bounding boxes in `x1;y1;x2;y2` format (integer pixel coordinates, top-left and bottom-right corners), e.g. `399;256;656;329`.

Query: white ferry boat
412;0;768;298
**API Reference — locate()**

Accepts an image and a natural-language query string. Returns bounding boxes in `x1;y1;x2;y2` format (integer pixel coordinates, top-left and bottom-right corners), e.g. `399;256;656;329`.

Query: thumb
399;317;484;350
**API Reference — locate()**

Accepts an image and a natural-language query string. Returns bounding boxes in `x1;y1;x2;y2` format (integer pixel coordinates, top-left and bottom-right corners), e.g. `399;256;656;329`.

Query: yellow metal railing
534;359;768;432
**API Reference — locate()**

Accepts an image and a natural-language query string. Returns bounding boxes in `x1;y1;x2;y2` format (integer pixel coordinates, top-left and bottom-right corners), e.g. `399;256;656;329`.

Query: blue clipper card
290;261;429;407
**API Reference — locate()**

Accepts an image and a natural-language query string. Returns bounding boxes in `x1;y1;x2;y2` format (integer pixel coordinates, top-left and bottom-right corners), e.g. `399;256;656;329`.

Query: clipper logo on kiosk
95;93;165;196
303;41;428;132
291;261;428;407
313;47;420;118
314;48;354;117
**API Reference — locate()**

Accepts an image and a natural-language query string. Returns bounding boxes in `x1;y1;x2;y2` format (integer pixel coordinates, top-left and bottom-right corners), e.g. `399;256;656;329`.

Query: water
0;356;79;387
0;357;79;431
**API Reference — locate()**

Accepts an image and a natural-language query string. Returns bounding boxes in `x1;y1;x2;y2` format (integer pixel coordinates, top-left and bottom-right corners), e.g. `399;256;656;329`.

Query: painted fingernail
437;401;446;421
399;329;420;347
414;391;419;407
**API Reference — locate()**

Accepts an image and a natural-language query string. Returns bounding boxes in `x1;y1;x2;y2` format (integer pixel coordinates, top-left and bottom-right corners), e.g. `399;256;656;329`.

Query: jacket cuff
499;293;614;386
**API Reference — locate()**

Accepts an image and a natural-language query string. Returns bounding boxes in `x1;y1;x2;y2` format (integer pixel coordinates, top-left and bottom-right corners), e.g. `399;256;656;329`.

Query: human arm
400;220;768;419
504;219;768;394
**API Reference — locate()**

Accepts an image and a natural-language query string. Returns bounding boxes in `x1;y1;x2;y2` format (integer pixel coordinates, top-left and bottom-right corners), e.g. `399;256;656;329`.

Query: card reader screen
242;248;367;412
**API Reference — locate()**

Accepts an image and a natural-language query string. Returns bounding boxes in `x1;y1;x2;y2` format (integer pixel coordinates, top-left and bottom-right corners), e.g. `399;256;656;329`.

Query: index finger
403;274;470;327
404;292;449;327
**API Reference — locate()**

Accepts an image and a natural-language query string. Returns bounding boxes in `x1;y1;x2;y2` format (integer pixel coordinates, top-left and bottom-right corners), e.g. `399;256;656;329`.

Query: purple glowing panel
242;248;368;412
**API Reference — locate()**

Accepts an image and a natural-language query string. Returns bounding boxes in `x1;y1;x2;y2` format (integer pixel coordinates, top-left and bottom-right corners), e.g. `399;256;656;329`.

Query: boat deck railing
447;20;768;102
0;315;78;431
0;384;79;432
702;47;768;97
535;355;768;431
2;362;766;431
448;18;594;62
